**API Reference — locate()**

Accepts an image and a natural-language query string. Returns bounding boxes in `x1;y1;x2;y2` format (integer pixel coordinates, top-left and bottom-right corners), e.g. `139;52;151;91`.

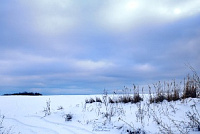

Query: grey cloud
0;0;200;95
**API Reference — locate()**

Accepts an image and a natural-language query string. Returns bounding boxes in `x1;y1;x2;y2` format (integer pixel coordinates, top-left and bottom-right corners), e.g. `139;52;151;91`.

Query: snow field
0;95;200;134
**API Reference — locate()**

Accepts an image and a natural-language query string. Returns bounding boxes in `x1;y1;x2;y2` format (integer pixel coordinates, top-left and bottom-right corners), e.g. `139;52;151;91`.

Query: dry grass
149;73;200;104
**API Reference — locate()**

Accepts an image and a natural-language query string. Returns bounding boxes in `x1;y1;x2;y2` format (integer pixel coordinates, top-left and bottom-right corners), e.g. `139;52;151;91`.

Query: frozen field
0;95;200;134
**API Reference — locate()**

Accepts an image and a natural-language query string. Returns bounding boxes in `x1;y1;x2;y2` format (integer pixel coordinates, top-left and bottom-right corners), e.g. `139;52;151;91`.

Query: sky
0;0;200;95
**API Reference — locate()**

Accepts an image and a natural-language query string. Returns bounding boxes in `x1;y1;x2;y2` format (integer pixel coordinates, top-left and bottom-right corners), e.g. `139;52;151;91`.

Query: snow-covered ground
0;95;200;134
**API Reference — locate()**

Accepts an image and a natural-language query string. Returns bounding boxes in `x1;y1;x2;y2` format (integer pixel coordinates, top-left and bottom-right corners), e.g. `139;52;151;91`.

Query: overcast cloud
0;0;200;94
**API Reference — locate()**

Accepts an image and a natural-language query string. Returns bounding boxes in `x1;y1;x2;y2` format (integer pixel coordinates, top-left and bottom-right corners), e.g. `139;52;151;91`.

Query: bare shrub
132;93;143;103
149;81;166;103
102;90;115;123
118;96;133;103
108;97;115;103
149;80;181;103
110;85;143;104
63;114;73;121
184;64;200;98
90;89;126;124
85;98;95;104
182;75;198;99
166;81;180;102
95;97;102;103
172;89;180;101
151;95;166;103
86;86;143;105
135;102;145;125
150;106;174;134
186;104;200;131
187;64;200;89
43;98;51;116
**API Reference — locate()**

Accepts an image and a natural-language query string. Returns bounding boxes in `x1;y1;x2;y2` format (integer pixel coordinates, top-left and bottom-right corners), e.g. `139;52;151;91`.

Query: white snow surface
0;95;200;134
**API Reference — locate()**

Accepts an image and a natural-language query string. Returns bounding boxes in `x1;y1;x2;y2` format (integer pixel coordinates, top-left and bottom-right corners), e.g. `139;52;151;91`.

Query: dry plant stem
186;64;200;88
186;103;200;131
43;98;51;117
166;114;189;134
151;109;173;134
0;114;13;134
118;117;135;131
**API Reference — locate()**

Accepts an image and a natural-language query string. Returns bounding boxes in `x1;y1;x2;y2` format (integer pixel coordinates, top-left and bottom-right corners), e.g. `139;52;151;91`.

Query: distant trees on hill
3;92;42;96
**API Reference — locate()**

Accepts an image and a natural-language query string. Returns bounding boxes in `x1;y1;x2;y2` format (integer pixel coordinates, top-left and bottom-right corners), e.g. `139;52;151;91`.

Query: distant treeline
3;92;42;96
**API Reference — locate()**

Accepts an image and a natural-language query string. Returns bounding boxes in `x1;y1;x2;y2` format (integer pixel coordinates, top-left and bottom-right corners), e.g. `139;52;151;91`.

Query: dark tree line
3;92;42;96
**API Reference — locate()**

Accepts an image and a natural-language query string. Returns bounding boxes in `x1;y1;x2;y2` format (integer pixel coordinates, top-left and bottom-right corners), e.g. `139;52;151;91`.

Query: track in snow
5;116;95;134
